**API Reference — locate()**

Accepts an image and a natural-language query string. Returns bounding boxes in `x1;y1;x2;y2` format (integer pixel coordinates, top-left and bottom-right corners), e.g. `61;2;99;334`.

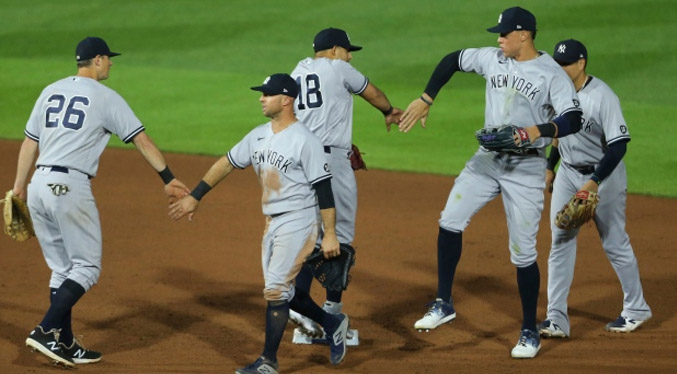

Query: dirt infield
1;139;675;373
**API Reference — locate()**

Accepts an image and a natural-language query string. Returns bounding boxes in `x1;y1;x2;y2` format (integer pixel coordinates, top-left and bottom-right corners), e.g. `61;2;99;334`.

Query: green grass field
1;0;675;196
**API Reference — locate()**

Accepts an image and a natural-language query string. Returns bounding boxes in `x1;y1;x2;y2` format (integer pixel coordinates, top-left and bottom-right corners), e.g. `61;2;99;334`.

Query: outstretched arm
131;132;190;199
359;83;403;132
168;155;235;221
12;137;39;200
399;50;462;132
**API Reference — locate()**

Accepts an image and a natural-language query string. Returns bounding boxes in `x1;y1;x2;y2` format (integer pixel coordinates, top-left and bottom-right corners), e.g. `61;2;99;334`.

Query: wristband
419;95;433;106
381;106;394;116
158;166;175;184
590;174;602;185
190;180;212;201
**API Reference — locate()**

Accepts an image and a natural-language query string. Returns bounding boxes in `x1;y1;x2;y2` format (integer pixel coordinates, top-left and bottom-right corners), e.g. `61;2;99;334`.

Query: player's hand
399;97;430;133
581;179;599;194
385;107;404;132
164;178;190;204
545;169;556;193
520;126;541;145
320;233;340;259
11;187;27;201
169;195;199;222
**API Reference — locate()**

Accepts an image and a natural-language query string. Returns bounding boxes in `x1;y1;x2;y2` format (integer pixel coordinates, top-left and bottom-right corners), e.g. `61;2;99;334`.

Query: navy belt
40;165;92;179
571;164;596;175
324;146;331;154
496;148;540;156
270;211;288;218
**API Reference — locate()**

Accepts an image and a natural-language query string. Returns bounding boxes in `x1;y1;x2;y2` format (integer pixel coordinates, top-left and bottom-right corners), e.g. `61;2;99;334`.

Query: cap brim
486;25;512;33
348;45;362;51
250;86;269;93
108;52;121;57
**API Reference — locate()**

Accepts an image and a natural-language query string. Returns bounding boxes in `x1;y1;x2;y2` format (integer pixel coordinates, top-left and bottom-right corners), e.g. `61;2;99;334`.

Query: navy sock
289;288;333;330
49;288;73;346
295;264;314;294
40;279;85;336
326;289;342;304
436;227;462;302
261;301;288;363
516;262;540;332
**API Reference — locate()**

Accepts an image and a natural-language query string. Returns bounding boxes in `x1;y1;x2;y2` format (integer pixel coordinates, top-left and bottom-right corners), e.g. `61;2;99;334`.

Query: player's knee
263;286;291;301
438;219;464;233
69;266;100;292
510;253;538;267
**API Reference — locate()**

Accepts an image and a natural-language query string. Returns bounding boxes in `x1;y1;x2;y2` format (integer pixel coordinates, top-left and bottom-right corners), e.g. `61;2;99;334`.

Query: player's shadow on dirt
79;267;264;362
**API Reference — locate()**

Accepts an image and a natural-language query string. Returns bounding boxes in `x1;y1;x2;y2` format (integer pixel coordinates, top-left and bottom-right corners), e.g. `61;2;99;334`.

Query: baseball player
398;7;583;358
538;39;652;338
169;73;350;374
288;27;402;342
11;36;189;368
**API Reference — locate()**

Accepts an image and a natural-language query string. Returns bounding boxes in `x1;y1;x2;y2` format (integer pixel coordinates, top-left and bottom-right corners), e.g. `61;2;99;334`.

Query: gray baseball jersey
439;47;580;266
556;76;630;166
226;120;331;301
25;76;145;177
25;75;146;291
545;75;650;336
291;57;368;150
227;120;331;216
290;57;367;245
459;47;580;148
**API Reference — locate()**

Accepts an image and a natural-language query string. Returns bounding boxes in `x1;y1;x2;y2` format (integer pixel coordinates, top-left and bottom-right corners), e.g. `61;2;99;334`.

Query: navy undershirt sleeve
423;50;462;99
592;139;628;183
312;178;335;210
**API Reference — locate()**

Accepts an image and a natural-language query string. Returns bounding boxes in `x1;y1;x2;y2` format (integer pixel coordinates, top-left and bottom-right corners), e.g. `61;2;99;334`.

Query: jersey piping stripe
458;49;468;72
24;130;39;142
227;152;246;169
122;126;145;143
606;135;631;145
559;107;583;116
309;174;332;185
353;78;369;95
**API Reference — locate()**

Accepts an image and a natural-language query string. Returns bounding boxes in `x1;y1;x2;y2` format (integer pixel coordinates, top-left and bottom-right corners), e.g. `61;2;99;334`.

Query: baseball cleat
25;325;75;368
537;319;568;338
235;356;279;374
59;337;103;364
605;315;647;333
326;313;349;366
289;310;324;338
511;329;541;359
414;298;456;331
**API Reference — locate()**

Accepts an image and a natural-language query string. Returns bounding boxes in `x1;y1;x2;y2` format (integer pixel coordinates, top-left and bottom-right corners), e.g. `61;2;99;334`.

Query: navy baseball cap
487;7;537;33
313;27;362;52
76;37;120;61
553;39;588;65
250;73;298;98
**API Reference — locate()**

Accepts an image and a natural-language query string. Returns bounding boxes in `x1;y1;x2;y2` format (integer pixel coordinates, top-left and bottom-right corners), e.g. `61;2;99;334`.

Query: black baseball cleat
59;338;103;364
25;325;75;368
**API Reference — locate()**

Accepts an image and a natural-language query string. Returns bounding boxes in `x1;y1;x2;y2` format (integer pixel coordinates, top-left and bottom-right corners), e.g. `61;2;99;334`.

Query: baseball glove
305;244;356;291
2;190;35;241
475;124;531;153
555;189;600;230
350;144;367;171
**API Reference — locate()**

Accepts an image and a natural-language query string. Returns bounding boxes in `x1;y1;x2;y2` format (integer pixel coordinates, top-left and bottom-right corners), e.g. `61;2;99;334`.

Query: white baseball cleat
511;329;541;359
289;310;323;338
605;315;648;333
537;319;569;338
414;298;456;331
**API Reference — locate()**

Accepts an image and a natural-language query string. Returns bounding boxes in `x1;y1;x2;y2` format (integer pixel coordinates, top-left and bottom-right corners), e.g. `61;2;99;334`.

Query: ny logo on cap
498;14;503;23
262;76;271;84
558;44;566;54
